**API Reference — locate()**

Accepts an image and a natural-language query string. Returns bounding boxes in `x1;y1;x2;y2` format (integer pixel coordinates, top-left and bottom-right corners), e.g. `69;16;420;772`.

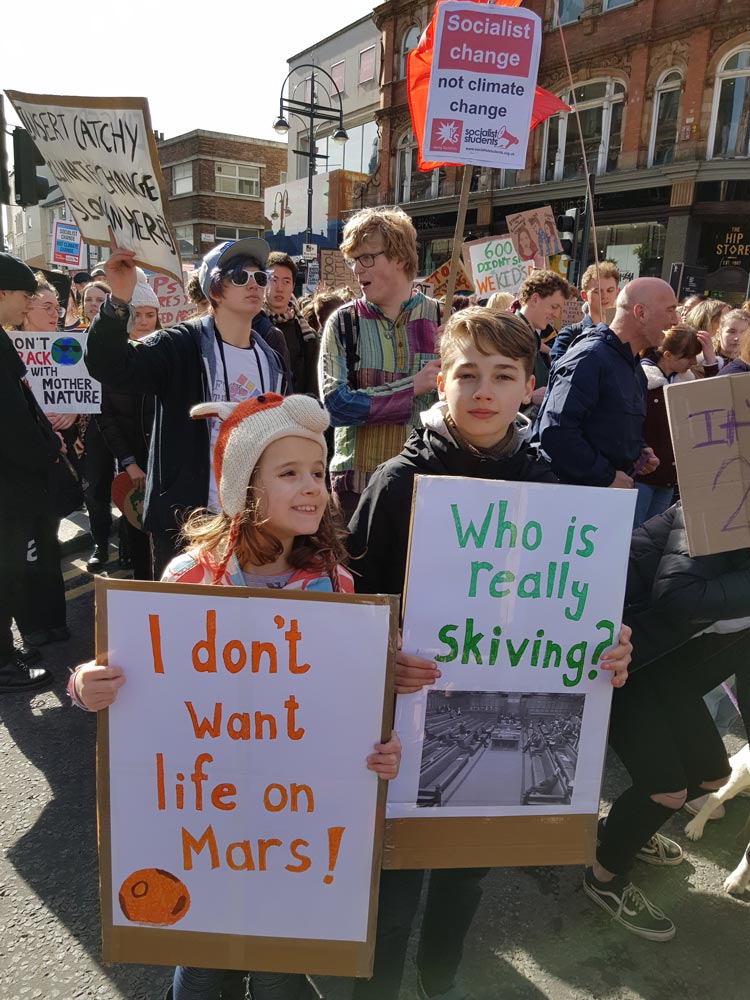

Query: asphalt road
1;546;749;1000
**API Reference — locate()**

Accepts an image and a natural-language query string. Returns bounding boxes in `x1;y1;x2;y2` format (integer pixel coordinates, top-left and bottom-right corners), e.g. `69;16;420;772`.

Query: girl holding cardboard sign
70;393;402;1000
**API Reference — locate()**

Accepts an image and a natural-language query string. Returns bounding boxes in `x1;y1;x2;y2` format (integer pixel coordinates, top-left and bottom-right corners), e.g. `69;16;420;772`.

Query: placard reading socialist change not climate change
423;1;541;169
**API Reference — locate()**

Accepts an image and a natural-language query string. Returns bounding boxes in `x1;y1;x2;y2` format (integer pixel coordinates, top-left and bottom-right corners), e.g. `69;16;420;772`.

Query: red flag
407;0;570;170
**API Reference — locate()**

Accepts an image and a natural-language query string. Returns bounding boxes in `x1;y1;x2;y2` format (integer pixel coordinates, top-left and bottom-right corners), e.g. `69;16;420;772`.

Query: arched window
399;25;420;80
556;0;584;25
541;79;625;182
649;70;682;167
710;48;750;159
396;131;444;203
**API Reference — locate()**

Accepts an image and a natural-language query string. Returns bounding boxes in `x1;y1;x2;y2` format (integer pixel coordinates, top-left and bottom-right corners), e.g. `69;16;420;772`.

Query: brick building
368;0;750;301
157;130;288;265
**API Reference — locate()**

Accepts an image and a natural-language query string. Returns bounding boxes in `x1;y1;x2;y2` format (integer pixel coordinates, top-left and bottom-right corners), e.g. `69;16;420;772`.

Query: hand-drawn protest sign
463;235;534;298
52;220;83;268
385;475;635;869
6;91;181;282
12;329;100;413
319;249;361;296
146;272;193;327
424;257;474;297
97;578;397;975
665;375;750;556
506;205;561;268
422;1;542;169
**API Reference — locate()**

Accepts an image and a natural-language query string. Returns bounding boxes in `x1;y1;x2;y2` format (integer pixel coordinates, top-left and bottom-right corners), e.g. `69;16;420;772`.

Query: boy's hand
73;661;125;711
413;358;441;396
599;624;632;688
367;730;402;780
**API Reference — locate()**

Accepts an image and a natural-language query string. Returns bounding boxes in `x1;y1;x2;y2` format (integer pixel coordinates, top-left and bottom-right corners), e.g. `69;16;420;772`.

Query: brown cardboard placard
664;374;750;556
5;90;182;282
506;205;562;268
319;249;361;297
424;258;474;298
96;577;398;976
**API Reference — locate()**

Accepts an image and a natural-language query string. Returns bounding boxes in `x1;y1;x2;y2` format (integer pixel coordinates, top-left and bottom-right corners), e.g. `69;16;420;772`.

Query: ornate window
556;0;584;25
396;131;444;203
541;79;625;182
649;70;682;167
399;25;421;80
709;48;750;159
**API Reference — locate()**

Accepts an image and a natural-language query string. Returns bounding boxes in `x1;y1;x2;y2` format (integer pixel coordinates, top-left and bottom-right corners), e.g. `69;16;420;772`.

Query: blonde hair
486;291;514;313
438;307;537;378
719;308;750;357
340;206;419;281
580;261;620;293
685;298;728;340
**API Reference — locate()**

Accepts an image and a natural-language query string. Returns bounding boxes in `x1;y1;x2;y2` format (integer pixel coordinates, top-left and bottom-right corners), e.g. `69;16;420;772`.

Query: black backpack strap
338;304;360;390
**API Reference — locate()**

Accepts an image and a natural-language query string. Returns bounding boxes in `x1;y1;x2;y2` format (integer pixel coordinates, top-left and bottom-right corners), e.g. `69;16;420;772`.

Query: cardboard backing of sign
96;577;398;976
665;375;750;556
424;258;474;297
319;250;361;297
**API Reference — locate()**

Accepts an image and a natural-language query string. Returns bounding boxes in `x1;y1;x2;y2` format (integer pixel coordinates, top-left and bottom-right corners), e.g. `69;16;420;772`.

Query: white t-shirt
207;337;270;512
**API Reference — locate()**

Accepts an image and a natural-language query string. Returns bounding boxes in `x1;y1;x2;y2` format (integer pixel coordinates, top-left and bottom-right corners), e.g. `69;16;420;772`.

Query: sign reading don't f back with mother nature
97;578;397;976
385;476;635;870
6;91;181;282
422;1;541;169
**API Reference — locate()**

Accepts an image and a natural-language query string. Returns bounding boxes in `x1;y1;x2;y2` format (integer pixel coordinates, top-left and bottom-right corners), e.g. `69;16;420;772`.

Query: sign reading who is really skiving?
423;1;541;170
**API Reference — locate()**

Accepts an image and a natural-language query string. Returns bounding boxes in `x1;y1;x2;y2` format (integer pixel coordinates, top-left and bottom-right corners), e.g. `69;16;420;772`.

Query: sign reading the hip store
713;225;750;269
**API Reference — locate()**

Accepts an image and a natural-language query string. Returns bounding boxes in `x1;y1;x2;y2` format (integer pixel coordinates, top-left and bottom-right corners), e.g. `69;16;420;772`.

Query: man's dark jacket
348;414;557;597
624;504;750;671
1;326;61;516
97;385;155;471
534;324;647;487
85;305;288;533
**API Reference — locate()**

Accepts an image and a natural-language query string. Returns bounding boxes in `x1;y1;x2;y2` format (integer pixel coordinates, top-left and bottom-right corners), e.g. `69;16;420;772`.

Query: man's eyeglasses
229;269;271;288
343;251;387;270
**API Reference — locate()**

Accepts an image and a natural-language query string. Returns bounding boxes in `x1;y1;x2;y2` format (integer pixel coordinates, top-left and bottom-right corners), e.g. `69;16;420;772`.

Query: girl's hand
104;228;138;303
48;413;79;431
73;661;126;711
367;730;402;781
697;330;716;364
395;631;441;694
599;624;632;688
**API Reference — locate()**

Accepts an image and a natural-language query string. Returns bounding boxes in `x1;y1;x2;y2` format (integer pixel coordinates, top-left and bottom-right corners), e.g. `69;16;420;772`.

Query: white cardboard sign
6;91;182;282
463;234;534;298
100;582;395;961
422;1;542;169
387;476;635;819
13;329;101;413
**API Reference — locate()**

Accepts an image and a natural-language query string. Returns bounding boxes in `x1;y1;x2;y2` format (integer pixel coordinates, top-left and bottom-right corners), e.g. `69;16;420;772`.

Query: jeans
633;483;674;528
173;967;304;1000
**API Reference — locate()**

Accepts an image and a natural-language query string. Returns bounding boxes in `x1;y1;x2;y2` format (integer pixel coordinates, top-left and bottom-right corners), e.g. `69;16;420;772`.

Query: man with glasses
318;206;442;521
85;237;290;576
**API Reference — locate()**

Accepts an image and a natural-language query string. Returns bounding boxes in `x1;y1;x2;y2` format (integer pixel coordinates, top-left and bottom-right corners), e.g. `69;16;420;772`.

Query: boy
349;308;630;999
550;262;620;366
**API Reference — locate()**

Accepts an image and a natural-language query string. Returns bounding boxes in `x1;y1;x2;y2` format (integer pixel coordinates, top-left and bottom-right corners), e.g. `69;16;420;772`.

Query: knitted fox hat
190;393;329;581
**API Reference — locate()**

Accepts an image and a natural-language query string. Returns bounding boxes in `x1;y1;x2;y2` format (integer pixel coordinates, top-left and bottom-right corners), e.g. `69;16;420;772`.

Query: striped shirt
319;293;441;491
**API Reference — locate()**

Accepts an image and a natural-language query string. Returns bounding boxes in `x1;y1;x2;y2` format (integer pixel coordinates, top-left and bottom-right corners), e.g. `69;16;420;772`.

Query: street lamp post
273;64;348;250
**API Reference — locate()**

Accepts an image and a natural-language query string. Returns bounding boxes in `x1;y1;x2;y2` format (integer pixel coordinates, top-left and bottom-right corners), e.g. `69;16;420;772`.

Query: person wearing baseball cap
85;236;292;577
0;253;55;691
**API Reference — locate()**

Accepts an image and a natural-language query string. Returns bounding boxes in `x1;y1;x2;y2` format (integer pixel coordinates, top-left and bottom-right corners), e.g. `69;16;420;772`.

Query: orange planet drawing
118;868;190;925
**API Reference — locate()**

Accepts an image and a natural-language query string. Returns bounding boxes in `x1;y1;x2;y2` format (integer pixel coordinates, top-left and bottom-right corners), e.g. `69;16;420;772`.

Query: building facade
157;129;288;265
368;0;750;301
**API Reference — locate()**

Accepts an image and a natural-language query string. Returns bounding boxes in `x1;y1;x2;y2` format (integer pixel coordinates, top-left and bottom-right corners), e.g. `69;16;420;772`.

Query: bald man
534;278;679;488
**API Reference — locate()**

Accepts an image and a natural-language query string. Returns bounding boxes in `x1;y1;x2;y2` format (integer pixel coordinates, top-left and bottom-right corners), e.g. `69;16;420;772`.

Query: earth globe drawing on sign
51;337;83;366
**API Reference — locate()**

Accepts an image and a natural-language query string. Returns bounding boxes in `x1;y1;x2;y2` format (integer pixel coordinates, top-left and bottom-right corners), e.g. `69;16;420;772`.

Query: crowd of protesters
3;201;750;999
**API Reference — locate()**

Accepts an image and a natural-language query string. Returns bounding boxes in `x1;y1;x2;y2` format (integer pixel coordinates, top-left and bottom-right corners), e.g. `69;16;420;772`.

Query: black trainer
0;656;53;693
13;640;42;665
87;545;109;572
583;867;675;941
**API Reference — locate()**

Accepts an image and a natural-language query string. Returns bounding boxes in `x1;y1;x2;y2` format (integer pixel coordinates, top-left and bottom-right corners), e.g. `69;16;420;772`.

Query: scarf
444;411;519;461
266;300;317;342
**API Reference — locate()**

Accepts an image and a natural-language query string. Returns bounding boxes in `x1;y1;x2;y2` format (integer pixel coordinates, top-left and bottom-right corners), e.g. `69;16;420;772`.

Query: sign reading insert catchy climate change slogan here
422;1;542;170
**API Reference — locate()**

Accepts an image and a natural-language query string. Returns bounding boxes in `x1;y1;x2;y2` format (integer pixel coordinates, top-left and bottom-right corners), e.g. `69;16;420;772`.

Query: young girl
634;324;706;526
715;309;750;374
70;393;401;1000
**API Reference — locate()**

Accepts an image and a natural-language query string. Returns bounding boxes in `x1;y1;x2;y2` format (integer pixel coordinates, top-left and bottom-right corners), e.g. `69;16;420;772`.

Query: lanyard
214;328;266;401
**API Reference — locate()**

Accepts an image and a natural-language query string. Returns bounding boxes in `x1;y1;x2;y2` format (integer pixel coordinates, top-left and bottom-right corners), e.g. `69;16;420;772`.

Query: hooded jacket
534;324;647;487
348;402;557;596
86;303;289;533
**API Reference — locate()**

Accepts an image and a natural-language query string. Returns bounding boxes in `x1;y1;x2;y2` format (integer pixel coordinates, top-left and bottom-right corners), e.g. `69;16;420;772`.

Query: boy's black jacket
348;422;557;597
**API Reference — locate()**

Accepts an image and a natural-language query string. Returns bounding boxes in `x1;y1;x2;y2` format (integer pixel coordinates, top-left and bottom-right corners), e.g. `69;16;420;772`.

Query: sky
3;0;376;147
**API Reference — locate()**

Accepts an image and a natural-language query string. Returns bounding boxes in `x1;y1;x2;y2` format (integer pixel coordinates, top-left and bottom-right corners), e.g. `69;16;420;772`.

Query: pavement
1;521;750;1000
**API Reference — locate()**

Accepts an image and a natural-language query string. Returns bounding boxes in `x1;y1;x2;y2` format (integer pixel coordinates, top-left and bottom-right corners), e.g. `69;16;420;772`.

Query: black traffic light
0;98;10;206
556;207;580;257
12;128;50;207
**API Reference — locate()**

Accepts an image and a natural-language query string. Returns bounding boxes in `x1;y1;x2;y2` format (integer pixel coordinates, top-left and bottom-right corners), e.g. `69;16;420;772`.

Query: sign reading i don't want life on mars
385;476;635;870
97;578;397;976
5;91;182;282
422;1;541;169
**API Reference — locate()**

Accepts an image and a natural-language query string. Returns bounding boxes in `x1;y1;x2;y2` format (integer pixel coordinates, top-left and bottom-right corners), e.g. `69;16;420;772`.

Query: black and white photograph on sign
417;690;584;809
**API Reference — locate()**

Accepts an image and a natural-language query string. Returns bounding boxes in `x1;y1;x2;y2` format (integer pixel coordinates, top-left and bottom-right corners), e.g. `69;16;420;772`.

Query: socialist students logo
430;118;462;153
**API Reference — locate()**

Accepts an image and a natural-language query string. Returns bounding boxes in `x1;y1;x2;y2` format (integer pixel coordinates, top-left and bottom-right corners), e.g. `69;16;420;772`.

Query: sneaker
0;656;53;693
87;545;109;572
13;640;42;665
635;832;684;866
583;868;675;941
417;971;474;1000
684;795;725;820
